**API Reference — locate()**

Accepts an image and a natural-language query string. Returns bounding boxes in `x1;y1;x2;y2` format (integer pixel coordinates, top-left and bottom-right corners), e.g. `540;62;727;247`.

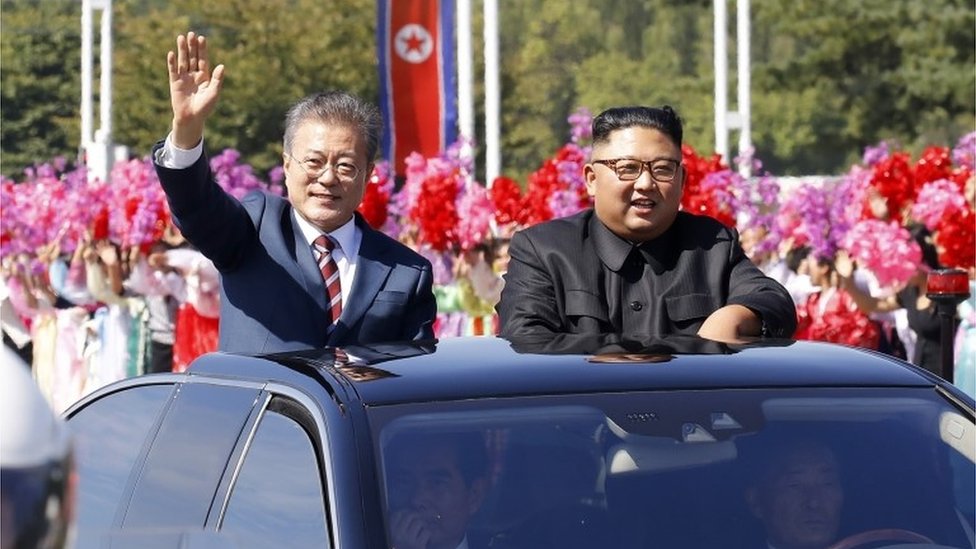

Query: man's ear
744;486;763;519
584;164;598;198
466;478;489;516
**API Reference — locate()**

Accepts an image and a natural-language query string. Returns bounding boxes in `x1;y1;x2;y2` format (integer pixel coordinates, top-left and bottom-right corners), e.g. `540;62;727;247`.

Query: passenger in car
497;105;796;342
384;431;490;549
744;439;844;549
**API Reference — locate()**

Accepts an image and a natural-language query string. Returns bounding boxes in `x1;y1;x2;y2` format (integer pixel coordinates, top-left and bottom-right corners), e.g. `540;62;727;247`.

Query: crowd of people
1;224;220;412
2;32;975;415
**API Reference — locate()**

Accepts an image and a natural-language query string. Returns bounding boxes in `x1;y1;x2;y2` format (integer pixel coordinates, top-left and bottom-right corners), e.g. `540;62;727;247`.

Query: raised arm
157;32;256;271
167;32;225;149
834;251;900;314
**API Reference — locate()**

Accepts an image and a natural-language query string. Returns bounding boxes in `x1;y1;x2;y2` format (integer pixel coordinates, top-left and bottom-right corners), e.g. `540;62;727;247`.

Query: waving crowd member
153;32;436;353
125;236;185;374
163;247;220;372
835;225;951;376
794;251;880;349
497;105;796;342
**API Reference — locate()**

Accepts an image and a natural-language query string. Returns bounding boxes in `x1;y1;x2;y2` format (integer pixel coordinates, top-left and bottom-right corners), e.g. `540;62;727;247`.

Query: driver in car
744;439;844;549
385;431;490;549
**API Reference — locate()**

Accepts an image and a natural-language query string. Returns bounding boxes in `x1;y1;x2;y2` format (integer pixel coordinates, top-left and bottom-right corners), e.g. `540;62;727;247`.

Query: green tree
501;0;719;177
113;0;376;175
1;0;82;177
576;0;714;151
495;0;603;182
751;0;975;173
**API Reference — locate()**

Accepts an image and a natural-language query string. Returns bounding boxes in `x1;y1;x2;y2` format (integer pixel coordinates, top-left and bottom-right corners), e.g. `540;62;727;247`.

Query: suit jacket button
630;301;643;311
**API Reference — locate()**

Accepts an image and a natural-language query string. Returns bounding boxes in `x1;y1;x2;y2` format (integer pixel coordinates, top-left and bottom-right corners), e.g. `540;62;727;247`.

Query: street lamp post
926;268;970;382
80;0;115;183
713;0;751;175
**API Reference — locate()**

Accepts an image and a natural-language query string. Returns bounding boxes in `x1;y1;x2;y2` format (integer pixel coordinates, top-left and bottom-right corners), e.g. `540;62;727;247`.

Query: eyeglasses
591;158;681;183
287;152;361;182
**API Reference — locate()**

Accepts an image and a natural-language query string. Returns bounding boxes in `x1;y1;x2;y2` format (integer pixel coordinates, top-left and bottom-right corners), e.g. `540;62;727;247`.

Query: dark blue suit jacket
154;145;436;354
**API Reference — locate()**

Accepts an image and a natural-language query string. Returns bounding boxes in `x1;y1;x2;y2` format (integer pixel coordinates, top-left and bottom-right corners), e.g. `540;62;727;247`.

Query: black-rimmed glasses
591;158;681;183
286;152;361;182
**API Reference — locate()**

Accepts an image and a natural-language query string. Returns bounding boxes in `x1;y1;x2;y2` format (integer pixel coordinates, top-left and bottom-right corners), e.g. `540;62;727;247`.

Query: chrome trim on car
212;390;272;529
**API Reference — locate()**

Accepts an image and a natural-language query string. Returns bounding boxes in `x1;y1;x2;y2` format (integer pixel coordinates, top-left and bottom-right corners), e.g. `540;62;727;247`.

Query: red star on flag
401;30;426;54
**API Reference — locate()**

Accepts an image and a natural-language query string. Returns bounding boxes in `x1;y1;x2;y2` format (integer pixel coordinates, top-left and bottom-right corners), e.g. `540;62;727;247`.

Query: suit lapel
330;221;392;343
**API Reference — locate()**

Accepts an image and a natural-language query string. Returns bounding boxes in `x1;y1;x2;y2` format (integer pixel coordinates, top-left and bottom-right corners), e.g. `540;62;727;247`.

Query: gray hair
283;91;383;161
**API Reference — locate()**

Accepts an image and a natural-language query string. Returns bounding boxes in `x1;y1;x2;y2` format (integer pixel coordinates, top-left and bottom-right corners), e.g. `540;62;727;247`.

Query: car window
220;399;330;549
68;384;174;539
122;382;261;529
371;388;976;549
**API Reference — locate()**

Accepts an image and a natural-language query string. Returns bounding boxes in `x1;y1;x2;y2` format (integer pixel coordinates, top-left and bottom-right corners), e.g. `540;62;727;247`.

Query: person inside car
744;438;844;549
384;431;490;549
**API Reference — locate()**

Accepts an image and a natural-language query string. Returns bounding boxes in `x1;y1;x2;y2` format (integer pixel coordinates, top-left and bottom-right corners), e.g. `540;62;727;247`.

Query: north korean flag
378;0;457;177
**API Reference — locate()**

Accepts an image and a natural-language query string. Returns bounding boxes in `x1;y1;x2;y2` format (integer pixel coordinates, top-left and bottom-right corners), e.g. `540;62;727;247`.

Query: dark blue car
65;336;976;548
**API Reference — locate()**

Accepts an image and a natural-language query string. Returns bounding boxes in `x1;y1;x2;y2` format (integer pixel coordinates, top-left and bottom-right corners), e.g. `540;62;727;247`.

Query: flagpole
81;0;93;150
713;0;729;165
736;0;752;177
483;0;500;188
457;0;475;180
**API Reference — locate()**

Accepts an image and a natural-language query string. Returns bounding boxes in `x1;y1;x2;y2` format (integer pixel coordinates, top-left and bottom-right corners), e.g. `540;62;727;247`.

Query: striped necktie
313;235;342;325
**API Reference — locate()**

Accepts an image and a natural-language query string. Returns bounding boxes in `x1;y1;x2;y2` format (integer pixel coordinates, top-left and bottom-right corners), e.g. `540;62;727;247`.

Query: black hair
785;245;811;273
387;431;489;486
591;105;683;149
908;223;942;270
488;237;511;263
741;435;840;488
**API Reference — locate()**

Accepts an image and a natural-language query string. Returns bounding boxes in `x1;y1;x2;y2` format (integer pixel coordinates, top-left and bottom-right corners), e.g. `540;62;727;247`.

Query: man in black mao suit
154;32;435;354
497;105;796;341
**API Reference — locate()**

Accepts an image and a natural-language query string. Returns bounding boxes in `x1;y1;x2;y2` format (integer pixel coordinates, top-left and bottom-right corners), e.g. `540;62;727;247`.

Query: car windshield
371;387;975;549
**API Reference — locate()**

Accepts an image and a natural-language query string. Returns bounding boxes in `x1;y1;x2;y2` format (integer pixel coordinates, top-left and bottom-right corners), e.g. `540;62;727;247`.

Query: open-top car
65;335;975;548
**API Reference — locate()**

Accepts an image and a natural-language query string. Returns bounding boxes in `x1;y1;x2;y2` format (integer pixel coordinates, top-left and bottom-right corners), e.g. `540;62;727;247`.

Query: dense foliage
2;0;973;179
1;1;82;175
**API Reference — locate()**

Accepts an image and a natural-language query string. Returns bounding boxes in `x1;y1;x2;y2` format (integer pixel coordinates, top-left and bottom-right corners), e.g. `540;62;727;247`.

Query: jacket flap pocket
375;290;408;304
665;293;716;322
565;290;609;321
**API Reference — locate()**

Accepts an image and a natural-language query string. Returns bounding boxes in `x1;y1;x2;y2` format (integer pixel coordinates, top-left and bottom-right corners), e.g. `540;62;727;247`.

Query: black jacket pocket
665;293;718;322
564;290;609;322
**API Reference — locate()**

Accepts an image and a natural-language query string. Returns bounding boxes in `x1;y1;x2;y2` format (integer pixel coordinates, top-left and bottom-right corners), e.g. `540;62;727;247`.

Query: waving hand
167;32;225;149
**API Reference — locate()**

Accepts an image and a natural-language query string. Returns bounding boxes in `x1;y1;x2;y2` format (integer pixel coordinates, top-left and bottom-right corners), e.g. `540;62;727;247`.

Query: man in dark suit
497;105;796;342
153;32;435;354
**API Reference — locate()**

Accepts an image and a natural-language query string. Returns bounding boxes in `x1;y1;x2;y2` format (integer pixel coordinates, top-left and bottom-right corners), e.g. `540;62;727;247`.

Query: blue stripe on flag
377;0;393;167
439;0;457;151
